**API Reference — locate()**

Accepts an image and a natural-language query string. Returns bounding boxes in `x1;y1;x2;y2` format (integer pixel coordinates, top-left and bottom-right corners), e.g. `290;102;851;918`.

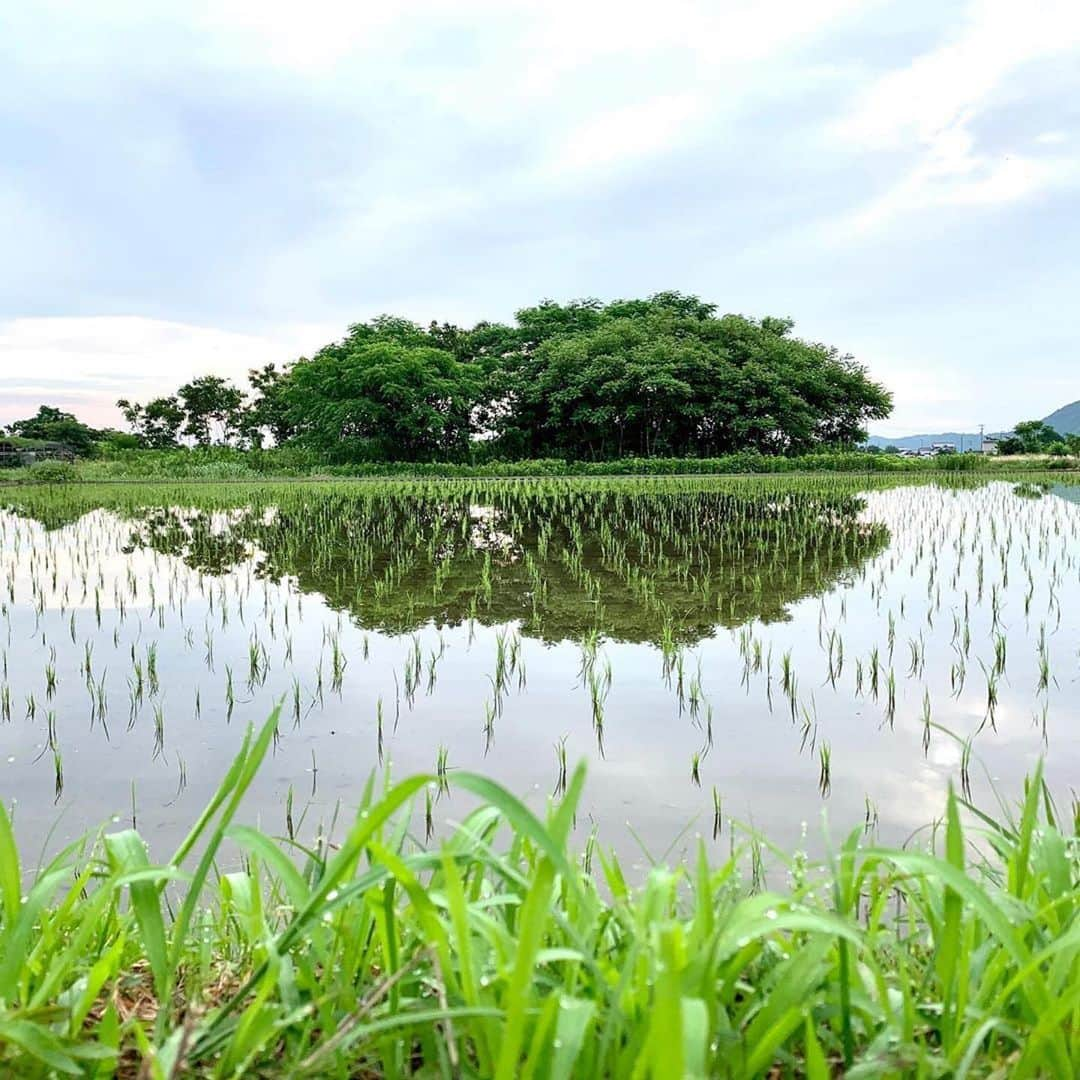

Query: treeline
995;420;1080;457
112;293;892;461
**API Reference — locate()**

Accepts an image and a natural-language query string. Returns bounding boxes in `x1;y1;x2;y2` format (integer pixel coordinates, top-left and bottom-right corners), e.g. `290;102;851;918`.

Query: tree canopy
117;396;186;449
111;293;893;460
4;406;102;456
280;320;477;461
470;295;891;458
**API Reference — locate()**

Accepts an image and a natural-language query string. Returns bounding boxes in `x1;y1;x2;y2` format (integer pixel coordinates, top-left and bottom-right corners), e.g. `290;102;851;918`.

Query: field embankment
4;447;1080;484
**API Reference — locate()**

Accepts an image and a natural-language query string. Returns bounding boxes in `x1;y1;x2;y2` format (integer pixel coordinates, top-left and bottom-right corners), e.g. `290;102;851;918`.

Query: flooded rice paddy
2;476;1079;864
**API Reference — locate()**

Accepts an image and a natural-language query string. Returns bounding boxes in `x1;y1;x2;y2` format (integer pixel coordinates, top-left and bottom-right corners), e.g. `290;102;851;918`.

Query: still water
2;477;1078;866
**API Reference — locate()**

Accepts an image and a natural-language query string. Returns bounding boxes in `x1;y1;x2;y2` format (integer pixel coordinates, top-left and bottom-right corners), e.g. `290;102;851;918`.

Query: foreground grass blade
0;711;1077;1078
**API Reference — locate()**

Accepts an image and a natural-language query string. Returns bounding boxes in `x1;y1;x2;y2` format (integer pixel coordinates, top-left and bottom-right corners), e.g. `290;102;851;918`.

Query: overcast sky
2;0;1078;436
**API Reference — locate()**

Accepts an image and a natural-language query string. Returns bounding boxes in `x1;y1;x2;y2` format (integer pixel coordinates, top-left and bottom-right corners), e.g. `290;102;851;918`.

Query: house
0;439;77;467
980;436;999;455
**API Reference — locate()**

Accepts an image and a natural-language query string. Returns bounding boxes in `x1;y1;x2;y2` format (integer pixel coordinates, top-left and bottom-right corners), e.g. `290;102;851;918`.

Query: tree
997;420;1062;455
117;396;186;448
105;293;896;463
281;320;478;461
242;364;295;447
177;376;246;446
474;294;892;459
6;406;101;456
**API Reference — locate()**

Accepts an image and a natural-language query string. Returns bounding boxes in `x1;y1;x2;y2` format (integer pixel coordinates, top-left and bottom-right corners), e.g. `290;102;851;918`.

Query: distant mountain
1043;401;1080;436
864;432;992;451
867;399;1079;449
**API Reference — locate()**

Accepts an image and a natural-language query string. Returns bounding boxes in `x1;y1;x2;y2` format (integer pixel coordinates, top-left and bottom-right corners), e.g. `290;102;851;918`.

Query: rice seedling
979;659;1000;728
435;744;450;796
376;697;385;764
960;734;974;800
993;630;1008;677
51;745;63;803
2;474;1079;961
152;702;166;760
553;735;568;797
863;794;878;833
219;664;235;723
817;740;831;797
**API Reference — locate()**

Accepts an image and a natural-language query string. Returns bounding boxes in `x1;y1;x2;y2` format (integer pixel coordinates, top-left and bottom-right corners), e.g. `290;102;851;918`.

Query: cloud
837;1;1080;151
839;343;977;435
1;0;1079;433
847;132;1069;230
544;96;707;180
830;0;1080;228
0;317;334;428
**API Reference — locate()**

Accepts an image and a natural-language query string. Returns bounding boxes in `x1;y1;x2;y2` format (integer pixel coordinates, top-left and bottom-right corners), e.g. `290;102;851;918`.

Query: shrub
21;460;79;484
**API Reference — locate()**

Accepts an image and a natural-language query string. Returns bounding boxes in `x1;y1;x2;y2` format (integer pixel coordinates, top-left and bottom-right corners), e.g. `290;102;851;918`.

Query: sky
1;0;1078;437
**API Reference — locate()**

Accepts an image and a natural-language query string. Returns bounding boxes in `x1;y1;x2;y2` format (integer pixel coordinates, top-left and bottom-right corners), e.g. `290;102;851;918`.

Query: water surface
2;477;1078;869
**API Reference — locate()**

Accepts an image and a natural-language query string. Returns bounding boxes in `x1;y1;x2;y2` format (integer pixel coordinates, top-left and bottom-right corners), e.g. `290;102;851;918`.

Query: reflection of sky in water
2;480;1079;872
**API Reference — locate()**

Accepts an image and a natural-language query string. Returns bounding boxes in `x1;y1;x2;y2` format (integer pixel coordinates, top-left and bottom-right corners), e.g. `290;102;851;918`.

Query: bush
10;446;1078;484
21;460;79;484
932;453;981;472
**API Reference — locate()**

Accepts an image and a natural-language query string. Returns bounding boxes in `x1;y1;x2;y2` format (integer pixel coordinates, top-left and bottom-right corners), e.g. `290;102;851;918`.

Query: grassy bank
4;446;1080;484
1;710;1077;1077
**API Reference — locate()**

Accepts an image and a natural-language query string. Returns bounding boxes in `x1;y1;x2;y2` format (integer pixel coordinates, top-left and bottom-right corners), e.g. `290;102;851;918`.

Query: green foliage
177;376;247;447
998;419;1064;455
118;379;247;450
473;294;892;459
932;452;982;472
8;444;1070;484
242;363;295;447
282;321;477;461
4;406;101;457
0;715;1077;1076
111;293;894;463
14;478;889;642
18;460;79;484
116;396;186;449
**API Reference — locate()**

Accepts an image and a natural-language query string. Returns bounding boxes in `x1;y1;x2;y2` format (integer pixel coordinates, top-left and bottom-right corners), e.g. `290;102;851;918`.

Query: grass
4;445;1080;485
0;709;1078;1077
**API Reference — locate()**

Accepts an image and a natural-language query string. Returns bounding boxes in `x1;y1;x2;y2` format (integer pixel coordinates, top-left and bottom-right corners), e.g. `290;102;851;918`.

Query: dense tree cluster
108;294;892;461
2;406;109;457
996;420;1080;457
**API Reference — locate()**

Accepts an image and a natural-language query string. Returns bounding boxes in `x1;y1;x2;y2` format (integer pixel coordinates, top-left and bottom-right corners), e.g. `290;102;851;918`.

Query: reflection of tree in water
120;507;256;574
82;485;891;645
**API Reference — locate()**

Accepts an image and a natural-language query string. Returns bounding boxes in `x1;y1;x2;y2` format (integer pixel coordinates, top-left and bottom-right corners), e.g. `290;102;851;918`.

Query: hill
865;432;991;451
1043;401;1080;436
867;398;1080;449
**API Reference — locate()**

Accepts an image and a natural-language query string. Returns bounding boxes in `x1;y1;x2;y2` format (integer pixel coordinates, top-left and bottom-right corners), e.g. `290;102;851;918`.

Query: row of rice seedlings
2;476;1079;821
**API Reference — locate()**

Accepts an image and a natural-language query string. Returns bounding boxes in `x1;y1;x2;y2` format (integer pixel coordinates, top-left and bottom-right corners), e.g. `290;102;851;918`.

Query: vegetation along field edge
0;707;1077;1077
